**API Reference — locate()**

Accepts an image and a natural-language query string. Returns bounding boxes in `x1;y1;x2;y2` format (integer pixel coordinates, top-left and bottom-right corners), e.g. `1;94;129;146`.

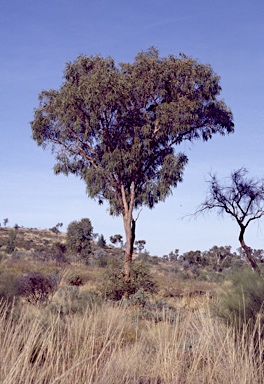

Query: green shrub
215;267;264;339
102;259;158;300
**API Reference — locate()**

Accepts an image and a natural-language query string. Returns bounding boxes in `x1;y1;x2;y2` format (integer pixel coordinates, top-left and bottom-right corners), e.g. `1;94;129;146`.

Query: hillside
0;226;263;383
0;226;66;252
0;225;216;299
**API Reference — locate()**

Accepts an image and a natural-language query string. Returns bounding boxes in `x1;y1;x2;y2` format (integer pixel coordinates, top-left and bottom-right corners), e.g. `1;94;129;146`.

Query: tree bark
121;182;136;298
123;216;136;282
239;226;261;274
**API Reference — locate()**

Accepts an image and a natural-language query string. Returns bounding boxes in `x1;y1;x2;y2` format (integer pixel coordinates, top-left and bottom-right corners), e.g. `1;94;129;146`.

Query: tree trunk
123;216;136;283
121;182;136;298
239;226;261;274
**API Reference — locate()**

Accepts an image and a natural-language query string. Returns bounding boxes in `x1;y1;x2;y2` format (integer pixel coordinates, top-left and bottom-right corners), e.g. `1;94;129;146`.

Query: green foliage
31;47;234;290
135;240;146;253
102;259;158;301
31;48;234;215
109;234;123;247
215;267;264;338
66;218;93;261
203;245;233;271
5;230;16;254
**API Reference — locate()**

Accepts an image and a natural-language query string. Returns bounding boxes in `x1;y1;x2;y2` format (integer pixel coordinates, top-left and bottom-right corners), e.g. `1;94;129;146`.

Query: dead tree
195;168;264;274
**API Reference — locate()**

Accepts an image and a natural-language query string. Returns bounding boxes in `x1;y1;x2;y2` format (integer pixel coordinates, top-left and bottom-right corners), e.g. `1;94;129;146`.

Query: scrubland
0;227;263;383
0;296;263;384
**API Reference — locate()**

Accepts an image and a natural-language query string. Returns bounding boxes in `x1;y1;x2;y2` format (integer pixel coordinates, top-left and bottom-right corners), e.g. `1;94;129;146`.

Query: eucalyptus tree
109;234;123;248
66;218;93;261
31;47;234;291
196;168;264;273
135;239;146;254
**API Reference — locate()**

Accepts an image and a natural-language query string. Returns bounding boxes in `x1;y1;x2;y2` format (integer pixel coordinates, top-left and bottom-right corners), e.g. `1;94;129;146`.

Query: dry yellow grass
0;297;263;384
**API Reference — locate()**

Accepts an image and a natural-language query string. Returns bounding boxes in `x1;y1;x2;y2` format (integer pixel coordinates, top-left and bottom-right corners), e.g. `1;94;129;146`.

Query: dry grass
0;298;263;384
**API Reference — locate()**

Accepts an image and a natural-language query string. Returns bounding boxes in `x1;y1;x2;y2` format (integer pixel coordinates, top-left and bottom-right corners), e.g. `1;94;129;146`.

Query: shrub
66;273;84;286
51;242;67;263
17;272;57;305
102;259;158;301
124;289;179;323
0;271;20;301
53;286;102;315
215;267;264;340
94;249;108;267
97;234;106;248
5;230;16;254
12;251;26;260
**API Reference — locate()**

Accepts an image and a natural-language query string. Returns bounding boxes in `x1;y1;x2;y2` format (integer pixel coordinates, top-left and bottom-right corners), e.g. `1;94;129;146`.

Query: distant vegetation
0;220;263;382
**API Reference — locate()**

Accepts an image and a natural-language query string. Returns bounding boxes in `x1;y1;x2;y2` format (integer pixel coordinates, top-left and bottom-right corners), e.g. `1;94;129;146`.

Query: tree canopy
31;47;234;290
66;218;93;261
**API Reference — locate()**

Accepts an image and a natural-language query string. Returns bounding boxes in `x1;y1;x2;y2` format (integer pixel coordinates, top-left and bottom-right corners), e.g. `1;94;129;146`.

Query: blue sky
1;0;264;256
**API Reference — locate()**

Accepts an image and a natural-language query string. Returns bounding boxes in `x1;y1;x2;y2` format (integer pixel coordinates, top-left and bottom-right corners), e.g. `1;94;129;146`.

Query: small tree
66;218;93;261
50;222;63;234
168;249;179;262
195;168;264;274
3;218;8;228
203;245;233;271
135;240;146;254
110;234;123;248
31;48;234;293
102;259;158;301
97;234;106;248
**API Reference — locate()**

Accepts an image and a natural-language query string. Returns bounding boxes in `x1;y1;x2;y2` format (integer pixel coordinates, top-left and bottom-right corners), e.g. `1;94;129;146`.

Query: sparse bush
49;226;60;234
94;249;108;267
49;223;63;234
20;239;34;250
124;289;179;323
51;242;67;263
17;272;57;305
102;259;158;300
12;251;26;260
0;271;20;301
53;286;102;315
5;230;16;254
67;273;84;286
97;234;106;248
215;267;264;341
